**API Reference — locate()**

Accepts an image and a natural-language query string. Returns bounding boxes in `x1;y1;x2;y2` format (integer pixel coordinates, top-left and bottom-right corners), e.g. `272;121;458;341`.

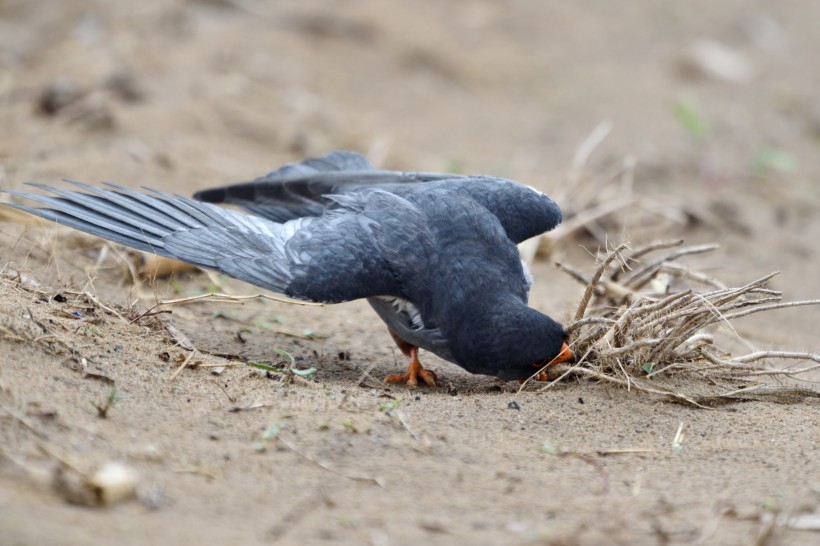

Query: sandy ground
1;1;819;545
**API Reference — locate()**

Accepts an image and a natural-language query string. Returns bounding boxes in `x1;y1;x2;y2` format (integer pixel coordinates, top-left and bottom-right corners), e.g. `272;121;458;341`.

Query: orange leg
384;344;437;388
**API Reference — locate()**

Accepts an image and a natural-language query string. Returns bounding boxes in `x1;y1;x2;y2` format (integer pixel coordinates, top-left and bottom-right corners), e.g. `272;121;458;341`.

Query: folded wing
195;150;562;243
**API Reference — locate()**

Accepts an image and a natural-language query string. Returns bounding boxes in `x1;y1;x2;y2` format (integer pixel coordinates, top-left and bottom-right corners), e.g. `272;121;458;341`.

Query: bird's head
450;300;575;380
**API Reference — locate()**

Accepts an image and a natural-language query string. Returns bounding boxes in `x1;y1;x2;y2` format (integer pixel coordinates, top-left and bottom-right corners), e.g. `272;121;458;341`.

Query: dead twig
130;292;321;324
169;350;198;381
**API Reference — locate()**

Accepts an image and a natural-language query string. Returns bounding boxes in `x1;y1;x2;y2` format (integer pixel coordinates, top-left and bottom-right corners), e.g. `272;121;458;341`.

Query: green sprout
248;348;317;380
92;387;126;419
342;419;358;433
253;422;285;452
753;147;797;176
674;97;710;140
378;399;400;413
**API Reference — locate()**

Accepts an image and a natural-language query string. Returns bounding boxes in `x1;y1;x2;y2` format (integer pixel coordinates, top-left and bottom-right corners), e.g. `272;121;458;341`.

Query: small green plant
291;368;317;379
342;419;358;433
761;492;786;512
378;399;400;413
169;276;183;295
253;422;285;452
252;318;272;330
753;147;797;176
674;97;710;140
274;348;295;365
84;325;103;337
539;441;561;455
248;348;317;380
92;387;126;418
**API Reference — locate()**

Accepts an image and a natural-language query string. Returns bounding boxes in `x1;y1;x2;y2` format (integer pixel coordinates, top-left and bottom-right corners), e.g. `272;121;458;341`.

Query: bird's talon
384;349;437;388
418;368;437;387
384;373;417;387
383;370;436;388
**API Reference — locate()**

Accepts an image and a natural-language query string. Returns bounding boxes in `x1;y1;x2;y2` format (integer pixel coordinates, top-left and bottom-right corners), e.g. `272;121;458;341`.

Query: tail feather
5;187;168;247
2;182;299;294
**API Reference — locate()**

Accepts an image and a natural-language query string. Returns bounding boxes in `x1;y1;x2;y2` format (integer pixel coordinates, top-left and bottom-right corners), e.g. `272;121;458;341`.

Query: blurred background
1;0;818;192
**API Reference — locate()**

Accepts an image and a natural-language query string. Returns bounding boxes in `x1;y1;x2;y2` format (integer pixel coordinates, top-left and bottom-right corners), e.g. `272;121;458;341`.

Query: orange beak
551;342;574;365
524;343;575;383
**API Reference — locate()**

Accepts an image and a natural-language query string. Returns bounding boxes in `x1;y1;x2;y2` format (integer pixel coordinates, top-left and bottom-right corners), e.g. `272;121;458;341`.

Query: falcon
2;151;573;386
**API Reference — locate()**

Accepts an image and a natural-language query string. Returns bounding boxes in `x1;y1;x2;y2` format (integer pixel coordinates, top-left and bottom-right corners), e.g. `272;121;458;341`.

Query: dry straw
537;240;820;407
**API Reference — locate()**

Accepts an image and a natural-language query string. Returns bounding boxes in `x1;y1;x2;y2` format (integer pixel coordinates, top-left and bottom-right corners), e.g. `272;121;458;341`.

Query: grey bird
1;151;574;386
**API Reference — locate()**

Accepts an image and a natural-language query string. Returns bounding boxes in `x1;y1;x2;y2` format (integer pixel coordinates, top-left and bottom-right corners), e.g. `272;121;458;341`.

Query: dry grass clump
546;240;820;407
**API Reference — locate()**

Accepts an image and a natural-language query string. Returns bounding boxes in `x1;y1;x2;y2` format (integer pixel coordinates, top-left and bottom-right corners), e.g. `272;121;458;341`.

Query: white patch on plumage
377;296;424;330
521;259;534;292
278;216;313;240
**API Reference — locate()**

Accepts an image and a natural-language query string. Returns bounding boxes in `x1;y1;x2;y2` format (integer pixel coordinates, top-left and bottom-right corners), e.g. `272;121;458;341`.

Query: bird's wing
1;181;404;303
194;150;562;243
193;150;456;223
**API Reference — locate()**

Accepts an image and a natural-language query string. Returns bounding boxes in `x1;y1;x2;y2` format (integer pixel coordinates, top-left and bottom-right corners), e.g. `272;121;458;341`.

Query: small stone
88;462;139;506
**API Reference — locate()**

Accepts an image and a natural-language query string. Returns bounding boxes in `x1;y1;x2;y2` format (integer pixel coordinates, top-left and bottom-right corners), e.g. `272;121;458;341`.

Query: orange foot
384;347;437;388
534;370;551;382
520;370;551;384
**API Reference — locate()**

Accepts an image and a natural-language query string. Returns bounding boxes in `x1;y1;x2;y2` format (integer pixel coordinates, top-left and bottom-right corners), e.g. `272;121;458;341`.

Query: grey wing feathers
193;150;459;223
194;151;376;222
3;182;304;295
